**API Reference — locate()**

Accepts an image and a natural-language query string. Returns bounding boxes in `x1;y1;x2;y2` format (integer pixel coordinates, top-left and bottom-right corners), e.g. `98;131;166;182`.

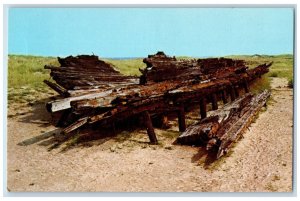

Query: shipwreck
43;51;272;159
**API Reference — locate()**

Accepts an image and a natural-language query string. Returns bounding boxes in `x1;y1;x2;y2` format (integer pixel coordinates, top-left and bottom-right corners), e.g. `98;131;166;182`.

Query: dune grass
7;55;145;104
102;58;143;76
226;54;293;81
8;55;144;91
8;55;59;89
7;54;293;104
8;55;60;104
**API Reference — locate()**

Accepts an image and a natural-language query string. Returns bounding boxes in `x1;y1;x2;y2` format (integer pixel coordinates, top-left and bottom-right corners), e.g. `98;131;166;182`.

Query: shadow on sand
190;147;219;168
16;99;154;152
15;98;220;166
16;97;56;128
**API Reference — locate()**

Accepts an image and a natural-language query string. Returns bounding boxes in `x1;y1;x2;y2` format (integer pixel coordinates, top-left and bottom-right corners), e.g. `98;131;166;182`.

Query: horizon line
7;52;294;59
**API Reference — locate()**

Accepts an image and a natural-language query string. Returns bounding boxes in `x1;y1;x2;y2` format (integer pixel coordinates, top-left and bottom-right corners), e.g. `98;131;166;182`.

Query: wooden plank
44;54;273;136
178;93;253;145
177;116;220;145
62;117;88;134
217;90;271;158
43;80;69;96
46;89;115;112
71;96;115;109
177;90;270;159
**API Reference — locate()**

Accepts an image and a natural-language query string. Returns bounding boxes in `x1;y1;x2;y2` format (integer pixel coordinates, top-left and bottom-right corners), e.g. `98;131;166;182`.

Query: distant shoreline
7;53;294;60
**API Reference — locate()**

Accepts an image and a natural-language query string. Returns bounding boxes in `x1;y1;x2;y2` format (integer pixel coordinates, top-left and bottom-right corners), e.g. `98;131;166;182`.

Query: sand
7;77;293;192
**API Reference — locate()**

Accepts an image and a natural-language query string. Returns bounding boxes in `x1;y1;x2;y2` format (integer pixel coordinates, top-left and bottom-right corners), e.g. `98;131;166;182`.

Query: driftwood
177;90;271;158
44;52;271;148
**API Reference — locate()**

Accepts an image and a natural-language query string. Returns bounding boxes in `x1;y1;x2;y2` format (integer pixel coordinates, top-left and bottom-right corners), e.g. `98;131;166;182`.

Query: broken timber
143;111;158;144
177;90;271;159
44;52;272;147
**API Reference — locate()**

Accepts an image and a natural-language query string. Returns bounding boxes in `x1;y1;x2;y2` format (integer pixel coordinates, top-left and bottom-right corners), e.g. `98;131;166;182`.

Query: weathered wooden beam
45;65;122;75
217;90;271;158
46;89;114;112
211;93;218;110
71;96;114;109
62;117;88;134
143;111;158;144
45;54;273;136
67;88;111;96
177;116;220;145
177;105;186;132
43;80;69;97
177;91;270;153
200;98;207;119
51;72;136;80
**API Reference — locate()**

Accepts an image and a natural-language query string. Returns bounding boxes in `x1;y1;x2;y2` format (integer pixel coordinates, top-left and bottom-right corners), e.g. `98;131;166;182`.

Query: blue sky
8;7;294;58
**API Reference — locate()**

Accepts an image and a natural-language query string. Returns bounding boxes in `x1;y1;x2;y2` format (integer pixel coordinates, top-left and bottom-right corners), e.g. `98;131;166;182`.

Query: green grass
7;55;144;104
8;55;144;91
269;72;278;77
226;54;293;80
8;53;293;104
249;74;271;94
8;54;59;90
102;58;143;76
8;55;60;104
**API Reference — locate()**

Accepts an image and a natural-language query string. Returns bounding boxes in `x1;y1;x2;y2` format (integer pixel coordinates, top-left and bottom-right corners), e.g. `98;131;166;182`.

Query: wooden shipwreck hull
177;90;271;158
44;51;272;158
44;55;139;97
